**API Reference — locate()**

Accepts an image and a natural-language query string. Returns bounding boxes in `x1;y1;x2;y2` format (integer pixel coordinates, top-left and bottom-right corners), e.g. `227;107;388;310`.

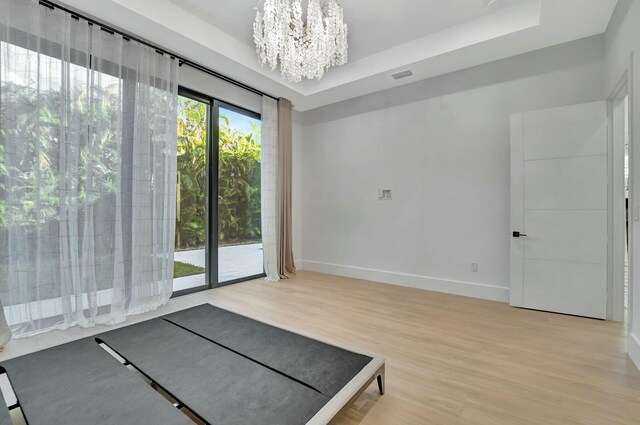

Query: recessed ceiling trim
301;0;542;95
60;0;619;111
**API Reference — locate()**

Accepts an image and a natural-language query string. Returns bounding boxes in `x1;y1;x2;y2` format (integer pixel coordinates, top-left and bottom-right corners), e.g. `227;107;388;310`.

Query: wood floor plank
201;270;640;425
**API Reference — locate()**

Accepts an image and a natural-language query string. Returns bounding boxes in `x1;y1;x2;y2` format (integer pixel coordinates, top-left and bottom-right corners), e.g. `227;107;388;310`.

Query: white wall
298;36;606;302
605;0;640;368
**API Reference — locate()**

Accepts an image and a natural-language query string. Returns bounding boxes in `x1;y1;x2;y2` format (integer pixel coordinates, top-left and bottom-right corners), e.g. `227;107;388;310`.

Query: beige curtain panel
277;98;296;278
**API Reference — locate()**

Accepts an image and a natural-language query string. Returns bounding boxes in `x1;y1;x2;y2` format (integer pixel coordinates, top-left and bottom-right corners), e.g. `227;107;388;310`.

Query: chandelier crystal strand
280;0;302;82
254;0;348;83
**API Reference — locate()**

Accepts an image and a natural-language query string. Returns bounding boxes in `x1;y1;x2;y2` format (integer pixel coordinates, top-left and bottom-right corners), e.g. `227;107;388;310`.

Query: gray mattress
99;318;330;425
1;338;192;425
0;304;373;425
0;395;10;425
163;304;372;397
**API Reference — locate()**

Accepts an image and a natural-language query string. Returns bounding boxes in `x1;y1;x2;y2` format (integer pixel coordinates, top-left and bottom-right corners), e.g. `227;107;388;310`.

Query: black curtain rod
38;0;279;101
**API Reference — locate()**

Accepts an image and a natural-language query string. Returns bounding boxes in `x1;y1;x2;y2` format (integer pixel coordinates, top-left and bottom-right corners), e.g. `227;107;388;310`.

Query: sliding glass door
173;91;264;295
217;103;264;285
173;91;211;293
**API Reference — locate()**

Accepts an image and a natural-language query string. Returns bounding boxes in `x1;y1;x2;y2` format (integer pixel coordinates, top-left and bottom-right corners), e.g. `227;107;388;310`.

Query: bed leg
376;365;385;395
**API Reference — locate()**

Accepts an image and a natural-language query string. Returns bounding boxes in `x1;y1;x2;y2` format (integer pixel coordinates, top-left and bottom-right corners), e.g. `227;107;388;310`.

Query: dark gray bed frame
0;304;385;425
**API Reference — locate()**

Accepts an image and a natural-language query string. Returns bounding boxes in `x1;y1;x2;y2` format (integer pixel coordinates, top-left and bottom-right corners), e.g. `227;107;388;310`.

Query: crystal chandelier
253;0;348;83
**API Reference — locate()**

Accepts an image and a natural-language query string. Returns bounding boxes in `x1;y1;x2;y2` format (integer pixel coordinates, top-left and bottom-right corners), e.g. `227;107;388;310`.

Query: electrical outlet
378;189;392;200
471;262;479;272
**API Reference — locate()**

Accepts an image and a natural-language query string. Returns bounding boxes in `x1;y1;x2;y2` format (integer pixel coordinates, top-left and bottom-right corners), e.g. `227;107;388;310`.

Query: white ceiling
64;0;618;111
167;0;528;62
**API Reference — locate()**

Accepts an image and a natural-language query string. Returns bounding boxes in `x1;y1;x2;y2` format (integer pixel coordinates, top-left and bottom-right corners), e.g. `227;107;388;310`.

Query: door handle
512;231;527;238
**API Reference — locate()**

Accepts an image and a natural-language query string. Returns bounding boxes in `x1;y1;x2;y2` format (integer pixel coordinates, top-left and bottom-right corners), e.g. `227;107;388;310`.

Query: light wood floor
3;270;639;424
209;271;640;425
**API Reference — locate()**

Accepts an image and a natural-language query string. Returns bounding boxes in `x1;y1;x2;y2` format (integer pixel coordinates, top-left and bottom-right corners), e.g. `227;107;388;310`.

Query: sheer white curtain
261;97;279;281
0;0;179;338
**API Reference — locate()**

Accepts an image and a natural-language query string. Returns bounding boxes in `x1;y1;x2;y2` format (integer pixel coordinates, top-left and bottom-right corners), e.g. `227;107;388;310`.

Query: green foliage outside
0;79;121;230
0;74;127;295
217;114;262;245
173;260;205;278
0;86;262;251
176;97;262;250
176;98;208;249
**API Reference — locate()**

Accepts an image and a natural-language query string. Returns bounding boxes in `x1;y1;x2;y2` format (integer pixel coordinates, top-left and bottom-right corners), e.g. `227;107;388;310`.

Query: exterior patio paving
173;243;263;292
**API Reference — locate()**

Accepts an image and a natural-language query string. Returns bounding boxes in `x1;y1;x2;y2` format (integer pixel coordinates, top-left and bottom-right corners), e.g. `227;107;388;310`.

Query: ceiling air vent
391;70;413;80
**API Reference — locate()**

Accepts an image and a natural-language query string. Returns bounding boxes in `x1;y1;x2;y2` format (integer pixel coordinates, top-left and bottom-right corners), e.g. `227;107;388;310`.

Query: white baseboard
300;260;510;302
629;333;640;370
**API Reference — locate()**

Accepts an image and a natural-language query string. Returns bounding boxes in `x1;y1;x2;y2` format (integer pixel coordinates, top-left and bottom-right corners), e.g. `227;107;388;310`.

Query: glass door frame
215;100;265;288
172;87;265;297
173;87;216;297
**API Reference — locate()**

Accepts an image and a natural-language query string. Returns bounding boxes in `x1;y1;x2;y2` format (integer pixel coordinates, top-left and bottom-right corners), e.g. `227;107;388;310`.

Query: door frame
173;87;217;297
173;90;266;297
608;56;635;322
214;99;265;287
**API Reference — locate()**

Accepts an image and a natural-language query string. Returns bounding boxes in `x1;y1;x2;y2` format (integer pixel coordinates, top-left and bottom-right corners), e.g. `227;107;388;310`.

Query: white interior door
510;101;608;319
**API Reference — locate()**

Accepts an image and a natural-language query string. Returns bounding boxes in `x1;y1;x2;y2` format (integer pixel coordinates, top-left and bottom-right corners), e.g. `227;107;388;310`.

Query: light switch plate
635;204;640;221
